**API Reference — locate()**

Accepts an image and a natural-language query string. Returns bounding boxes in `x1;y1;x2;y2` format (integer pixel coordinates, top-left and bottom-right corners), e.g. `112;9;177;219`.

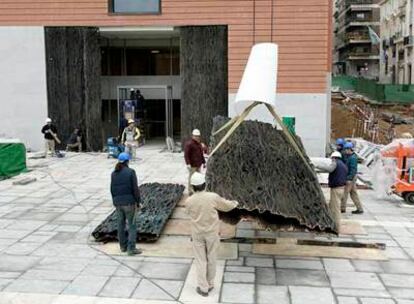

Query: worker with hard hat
336;138;346;156
110;152;142;256
341;142;364;214
185;172;238;297
184;129;206;195
41;118;59;157
121;119;141;160
316;151;348;228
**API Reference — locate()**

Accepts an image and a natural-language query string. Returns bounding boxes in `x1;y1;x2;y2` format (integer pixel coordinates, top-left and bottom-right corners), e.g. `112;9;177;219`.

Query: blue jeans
116;205;137;251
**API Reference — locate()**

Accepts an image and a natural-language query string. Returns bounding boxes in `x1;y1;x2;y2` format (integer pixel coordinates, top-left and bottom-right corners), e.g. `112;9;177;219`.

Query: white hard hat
190;172;206;186
45;118;52;123
192;129;201;136
331;151;342;159
128;119;135;124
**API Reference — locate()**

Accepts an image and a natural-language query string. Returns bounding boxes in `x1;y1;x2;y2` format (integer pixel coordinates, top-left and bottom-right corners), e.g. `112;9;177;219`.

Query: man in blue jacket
110;152;142;255
316;151;348;229
341;142;364;214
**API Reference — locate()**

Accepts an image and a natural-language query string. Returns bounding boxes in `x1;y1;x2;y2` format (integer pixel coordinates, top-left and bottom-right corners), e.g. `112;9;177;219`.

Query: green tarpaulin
0;142;27;179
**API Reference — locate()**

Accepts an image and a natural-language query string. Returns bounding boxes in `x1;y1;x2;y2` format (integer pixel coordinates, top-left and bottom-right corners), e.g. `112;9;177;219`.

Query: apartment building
334;0;381;79
380;0;414;84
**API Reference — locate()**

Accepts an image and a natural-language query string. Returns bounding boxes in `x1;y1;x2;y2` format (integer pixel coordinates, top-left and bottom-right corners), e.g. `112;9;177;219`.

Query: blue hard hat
336;138;345;145
118;152;130;162
344;142;354;149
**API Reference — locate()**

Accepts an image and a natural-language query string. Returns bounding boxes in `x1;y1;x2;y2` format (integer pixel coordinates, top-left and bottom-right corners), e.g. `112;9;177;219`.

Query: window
110;0;161;14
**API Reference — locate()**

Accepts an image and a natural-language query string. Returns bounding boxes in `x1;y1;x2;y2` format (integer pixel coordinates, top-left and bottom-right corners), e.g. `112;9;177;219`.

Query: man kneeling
185;172;238;297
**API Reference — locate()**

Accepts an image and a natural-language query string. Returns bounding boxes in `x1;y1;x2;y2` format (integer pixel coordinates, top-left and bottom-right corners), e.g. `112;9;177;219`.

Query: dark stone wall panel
92;183;185;243
45;27;102;151
180;25;228;145
206;116;338;233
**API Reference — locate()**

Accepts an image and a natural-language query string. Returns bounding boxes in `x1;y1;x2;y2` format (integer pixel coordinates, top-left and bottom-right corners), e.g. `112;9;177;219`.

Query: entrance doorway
99;27;181;144
117;85;177;142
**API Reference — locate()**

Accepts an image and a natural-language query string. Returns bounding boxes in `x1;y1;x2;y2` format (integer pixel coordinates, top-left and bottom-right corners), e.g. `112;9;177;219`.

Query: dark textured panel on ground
45;27;102;151
92;183;185;243
180;25;228;146
206;116;337;233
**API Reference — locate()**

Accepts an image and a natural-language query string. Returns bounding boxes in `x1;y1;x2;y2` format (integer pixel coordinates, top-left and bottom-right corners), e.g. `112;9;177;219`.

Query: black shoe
352;210;364;214
208;287;214;292
341;210;346;214
196;287;208;297
127;248;142;256
120;247;127;253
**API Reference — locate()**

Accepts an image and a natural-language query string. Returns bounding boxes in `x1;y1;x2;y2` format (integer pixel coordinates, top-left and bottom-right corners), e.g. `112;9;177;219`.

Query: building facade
0;0;332;156
334;0;381;79
380;0;414;84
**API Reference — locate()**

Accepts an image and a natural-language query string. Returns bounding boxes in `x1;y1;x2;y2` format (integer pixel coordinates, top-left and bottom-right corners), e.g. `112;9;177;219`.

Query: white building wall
380;0;414;84
228;92;329;157
0;27;48;151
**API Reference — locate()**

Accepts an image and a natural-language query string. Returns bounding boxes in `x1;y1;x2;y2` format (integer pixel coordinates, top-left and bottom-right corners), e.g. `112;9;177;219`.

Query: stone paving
0;145;413;303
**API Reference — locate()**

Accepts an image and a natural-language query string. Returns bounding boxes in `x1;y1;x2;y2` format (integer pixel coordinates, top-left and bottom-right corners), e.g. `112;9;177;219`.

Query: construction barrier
332;76;357;91
0;142;27;180
333;76;414;104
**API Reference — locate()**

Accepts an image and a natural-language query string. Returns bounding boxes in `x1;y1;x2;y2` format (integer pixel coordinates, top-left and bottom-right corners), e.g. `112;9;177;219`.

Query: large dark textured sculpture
180;25;228;145
206;116;337;233
92;183;185;243
45;27;102;151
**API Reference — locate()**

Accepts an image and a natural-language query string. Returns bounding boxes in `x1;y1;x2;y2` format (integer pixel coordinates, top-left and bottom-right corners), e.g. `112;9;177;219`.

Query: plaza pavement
0;145;413;303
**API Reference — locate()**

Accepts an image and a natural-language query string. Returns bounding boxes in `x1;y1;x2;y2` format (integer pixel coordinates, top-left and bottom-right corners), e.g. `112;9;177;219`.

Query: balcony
399;0;407;9
346;31;371;42
345;15;375;26
404;35;414;47
394;31;404;43
345;0;374;6
346;48;380;60
398;0;407;17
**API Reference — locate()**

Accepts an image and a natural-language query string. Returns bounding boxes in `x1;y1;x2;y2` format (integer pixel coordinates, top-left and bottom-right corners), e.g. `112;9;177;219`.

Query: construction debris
12;177;37;185
332;90;414;144
206;116;337;233
92;183;185;243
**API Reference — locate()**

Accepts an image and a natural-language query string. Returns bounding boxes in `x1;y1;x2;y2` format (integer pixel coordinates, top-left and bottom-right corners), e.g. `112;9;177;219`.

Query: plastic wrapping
234;43;278;114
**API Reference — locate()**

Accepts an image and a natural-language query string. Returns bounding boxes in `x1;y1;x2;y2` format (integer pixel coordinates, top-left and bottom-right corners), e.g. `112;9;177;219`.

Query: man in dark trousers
66;127;82;152
341;142;364;214
184;129;205;195
110;152;142;255
41;118;59;157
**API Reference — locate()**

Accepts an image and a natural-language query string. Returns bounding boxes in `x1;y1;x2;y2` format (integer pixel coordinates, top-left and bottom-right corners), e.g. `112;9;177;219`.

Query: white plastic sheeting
234;43;278;114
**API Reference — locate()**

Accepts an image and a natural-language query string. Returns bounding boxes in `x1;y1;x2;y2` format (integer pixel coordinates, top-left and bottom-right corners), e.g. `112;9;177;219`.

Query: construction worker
110;152;142;256
341;142;364;214
185;172;238;297
122;119;140;160
317;151;348;228
66;127;82;152
41;118;58;157
184;129;205;195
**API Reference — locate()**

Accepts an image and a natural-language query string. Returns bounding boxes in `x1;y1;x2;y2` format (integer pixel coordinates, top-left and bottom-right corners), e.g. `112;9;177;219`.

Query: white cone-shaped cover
234;43;278;114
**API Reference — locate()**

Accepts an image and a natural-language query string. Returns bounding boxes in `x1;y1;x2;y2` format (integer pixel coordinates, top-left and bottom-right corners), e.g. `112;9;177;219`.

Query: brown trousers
341;178;363;212
192;232;220;293
44;139;55;157
330;186;344;229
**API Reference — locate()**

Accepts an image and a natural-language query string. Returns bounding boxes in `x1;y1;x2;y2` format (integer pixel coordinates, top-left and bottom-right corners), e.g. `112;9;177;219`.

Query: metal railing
345;16;374;25
345;0;374;7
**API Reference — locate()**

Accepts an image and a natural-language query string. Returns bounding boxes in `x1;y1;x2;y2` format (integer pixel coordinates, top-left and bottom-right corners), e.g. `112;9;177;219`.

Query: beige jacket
185;191;238;235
